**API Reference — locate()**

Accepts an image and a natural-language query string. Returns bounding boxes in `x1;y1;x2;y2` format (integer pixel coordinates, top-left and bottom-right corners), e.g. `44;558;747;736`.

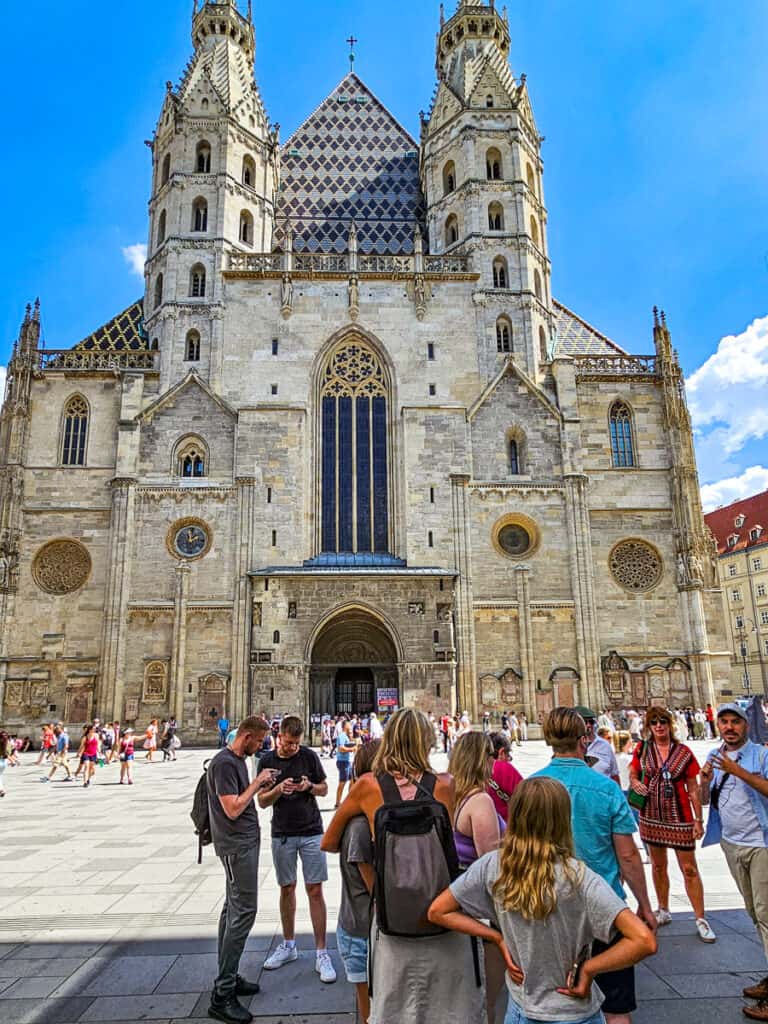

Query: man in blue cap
702;702;768;1021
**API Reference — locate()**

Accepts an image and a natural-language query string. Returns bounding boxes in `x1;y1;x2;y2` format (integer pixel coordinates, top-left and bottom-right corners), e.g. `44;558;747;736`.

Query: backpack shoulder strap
417;771;437;797
377;773;402;804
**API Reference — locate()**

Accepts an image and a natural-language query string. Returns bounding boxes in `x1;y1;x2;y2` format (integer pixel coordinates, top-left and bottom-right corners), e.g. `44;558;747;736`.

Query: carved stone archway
309;606;399;718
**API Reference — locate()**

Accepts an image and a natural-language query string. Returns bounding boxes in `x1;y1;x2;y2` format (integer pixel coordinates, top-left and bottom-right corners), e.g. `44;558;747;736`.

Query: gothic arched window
240;210;254;245
609;402;636;468
196;141;211;173
534;268;543;300
488;202;504;231
61;395;88;466
445;214;459;247
161;153;171;186
486;95;494;108
177;438;207;478
508;429;525;475
496;317;512;353
486;147;503;180
530;215;540;246
443;160;456;195
157;209;167;247
539;325;548;362
493;257;508;289
321;341;390;555
242;155;256;188
192;197;208;232
526;163;536;193
185;330;201;362
190;264;206;298
154;273;164;309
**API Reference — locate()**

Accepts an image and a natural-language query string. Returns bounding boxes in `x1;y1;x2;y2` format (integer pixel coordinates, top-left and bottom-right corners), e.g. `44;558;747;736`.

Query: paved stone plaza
0;739;763;1023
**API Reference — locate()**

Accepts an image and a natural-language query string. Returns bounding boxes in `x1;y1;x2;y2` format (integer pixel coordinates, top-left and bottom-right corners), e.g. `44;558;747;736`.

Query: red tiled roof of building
704;489;768;556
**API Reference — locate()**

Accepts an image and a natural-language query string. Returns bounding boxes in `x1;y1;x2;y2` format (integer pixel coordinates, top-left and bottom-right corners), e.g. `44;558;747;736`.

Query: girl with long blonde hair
429;777;656;1024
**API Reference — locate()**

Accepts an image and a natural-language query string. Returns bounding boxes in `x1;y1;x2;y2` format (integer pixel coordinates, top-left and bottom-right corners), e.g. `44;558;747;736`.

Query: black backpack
190;759;212;864
372;772;459;938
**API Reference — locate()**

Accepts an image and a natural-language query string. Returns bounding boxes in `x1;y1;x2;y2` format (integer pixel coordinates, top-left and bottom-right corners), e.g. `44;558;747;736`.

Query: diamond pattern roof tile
72;301;148;353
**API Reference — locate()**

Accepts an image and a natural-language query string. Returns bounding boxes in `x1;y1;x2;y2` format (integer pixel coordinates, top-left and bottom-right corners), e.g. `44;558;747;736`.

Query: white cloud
700;465;768;512
687;314;768;469
122;243;147;278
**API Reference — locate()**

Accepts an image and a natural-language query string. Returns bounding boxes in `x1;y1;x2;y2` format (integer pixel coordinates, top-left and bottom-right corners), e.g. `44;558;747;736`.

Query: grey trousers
722;839;768;963
214;843;260;1000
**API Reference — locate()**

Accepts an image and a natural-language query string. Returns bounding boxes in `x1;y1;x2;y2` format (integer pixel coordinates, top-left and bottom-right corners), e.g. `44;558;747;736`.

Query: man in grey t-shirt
206;716;277;1024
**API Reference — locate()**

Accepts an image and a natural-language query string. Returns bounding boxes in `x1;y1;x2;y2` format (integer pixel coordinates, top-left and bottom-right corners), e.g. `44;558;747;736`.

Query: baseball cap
716;702;748;723
573;705;597;721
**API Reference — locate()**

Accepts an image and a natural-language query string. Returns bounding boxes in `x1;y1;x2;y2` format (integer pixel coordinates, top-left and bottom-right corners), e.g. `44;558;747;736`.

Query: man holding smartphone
702;703;768;1021
206;715;276;1024
258;715;336;983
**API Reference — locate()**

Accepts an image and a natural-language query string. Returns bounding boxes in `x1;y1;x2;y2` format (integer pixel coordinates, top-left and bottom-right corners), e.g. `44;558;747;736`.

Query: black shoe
207;996;253;1024
236;975;261;996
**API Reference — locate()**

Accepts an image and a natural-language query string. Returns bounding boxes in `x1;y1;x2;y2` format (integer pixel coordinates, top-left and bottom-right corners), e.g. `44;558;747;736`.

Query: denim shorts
504;1001;605;1024
336;923;368;984
271;834;328;887
337;760;352;782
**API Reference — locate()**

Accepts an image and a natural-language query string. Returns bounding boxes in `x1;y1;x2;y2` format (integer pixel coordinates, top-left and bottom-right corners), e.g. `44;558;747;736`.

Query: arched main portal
309;607;400;718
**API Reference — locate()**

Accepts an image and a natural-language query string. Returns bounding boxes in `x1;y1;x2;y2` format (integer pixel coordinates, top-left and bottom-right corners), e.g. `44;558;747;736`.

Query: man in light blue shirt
702;703;768;1021
533;707;656;1024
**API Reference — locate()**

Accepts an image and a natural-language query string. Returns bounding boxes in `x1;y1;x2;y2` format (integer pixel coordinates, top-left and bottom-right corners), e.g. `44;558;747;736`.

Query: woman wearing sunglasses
628;705;716;943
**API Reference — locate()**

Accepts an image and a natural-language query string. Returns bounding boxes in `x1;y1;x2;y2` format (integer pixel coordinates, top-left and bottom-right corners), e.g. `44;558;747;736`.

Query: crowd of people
204;699;768;1024
0;716;182;791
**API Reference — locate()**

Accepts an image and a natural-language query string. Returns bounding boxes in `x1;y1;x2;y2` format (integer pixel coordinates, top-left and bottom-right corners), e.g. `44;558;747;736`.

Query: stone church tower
0;1;731;738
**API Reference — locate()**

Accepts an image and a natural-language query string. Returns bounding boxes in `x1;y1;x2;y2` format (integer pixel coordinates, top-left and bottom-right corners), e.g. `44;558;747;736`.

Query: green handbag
628;742;648;811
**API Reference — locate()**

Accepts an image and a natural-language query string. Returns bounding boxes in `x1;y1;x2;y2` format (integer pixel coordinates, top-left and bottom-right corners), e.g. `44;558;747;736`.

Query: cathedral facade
0;1;731;739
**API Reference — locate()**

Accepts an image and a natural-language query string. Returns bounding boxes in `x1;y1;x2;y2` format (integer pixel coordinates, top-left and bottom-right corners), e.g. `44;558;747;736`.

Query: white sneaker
263;941;298;970
696;917;716;943
655;908;672;926
315;949;337;984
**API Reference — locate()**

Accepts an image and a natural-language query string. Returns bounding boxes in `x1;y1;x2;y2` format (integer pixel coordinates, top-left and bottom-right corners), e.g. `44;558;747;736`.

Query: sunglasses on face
649;719;669;726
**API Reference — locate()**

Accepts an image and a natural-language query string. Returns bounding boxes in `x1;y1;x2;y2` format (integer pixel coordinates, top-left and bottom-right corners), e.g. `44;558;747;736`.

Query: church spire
192;1;255;61
436;0;510;88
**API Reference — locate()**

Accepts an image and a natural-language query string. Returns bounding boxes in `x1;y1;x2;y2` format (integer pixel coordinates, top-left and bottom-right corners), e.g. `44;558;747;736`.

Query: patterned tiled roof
553;301;627;356
72;301;148;352
274;73;424;255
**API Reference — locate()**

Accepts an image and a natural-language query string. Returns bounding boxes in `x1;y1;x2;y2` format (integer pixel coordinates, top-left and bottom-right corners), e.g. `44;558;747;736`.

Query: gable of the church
273;73;424;254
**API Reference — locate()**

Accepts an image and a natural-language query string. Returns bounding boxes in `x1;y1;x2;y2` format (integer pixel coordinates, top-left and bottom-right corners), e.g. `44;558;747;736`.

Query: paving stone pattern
0;740;761;1023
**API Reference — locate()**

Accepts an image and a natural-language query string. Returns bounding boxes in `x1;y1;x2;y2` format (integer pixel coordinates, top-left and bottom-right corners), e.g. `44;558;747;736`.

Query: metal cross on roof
347;35;358;72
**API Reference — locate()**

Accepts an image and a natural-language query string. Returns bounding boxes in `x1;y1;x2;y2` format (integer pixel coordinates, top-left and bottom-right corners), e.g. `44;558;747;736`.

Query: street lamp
735;617;757;696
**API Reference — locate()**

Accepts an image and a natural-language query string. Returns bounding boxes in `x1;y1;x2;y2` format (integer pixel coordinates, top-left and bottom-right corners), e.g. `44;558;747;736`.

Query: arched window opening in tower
489;202;504;231
186;330;201;362
442;160;456;195
539;325;548;362
530;215;540;247
320;341;390;555
534;268;543;301
493;258;508;289
161;153;171;186
243;155;256;188
196;141;212;173
61;395;88;467
609;402;636;468
157;209;167;247
486;95;494;108
445;215;459;247
496;318;512;353
509;438;523;475
154;273;164;309
192;197;208;233
190;264;206;298
486;148;503;180
526;163;536;194
240;210;254;245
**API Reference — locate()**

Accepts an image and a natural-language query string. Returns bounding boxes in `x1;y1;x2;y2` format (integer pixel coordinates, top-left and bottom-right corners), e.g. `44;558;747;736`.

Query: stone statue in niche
408;601;425;616
348;277;360;321
437;603;452;621
288;601;297;619
253;602;263;627
677;553;689;585
280;275;293;319
687;551;704;584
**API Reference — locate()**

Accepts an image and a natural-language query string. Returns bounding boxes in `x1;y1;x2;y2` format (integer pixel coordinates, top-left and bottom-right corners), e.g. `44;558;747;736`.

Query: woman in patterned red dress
629;705;717;943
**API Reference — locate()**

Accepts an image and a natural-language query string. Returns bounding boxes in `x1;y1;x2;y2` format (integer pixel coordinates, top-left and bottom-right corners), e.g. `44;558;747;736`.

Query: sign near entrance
377;687;399;711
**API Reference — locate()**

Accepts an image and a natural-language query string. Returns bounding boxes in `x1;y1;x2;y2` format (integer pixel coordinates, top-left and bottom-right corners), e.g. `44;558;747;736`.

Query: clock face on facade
167;518;212;561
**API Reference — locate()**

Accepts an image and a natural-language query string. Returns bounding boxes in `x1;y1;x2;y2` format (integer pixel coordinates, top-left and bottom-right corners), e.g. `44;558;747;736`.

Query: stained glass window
609;402;635;468
61;395;88;466
321;342;389;554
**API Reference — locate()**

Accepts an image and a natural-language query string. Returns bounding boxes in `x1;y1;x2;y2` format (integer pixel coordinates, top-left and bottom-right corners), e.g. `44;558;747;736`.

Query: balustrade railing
39;350;156;371
573;354;658;377
227;251;472;275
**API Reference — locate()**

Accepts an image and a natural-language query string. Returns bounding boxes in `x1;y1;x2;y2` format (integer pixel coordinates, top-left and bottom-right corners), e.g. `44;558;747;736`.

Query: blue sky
2;0;767;507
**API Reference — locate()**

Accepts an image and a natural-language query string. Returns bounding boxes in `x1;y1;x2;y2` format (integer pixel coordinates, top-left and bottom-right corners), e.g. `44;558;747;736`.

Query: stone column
100;478;136;719
565;474;602;709
170;561;191;725
450;474;478;719
515;565;536;716
231;477;256;721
